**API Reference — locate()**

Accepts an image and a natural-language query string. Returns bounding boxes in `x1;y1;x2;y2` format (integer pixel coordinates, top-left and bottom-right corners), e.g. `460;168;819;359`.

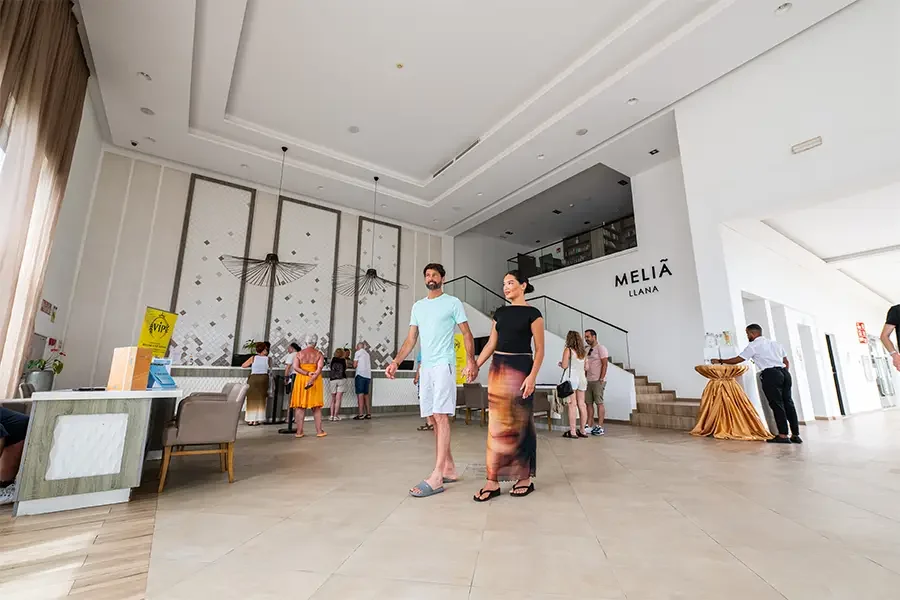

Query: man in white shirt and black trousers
712;324;802;444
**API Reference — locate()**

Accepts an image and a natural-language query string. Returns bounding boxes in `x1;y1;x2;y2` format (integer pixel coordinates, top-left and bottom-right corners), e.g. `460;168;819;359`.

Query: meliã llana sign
615;258;672;297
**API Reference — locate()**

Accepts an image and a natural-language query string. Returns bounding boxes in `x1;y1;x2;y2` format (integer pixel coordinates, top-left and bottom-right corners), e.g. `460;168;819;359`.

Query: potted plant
232;339;257;367
25;347;66;391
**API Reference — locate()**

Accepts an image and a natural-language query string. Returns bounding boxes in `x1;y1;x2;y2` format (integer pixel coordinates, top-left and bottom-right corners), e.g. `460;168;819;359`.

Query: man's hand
385;361;399;379
413;373;419;385
463;359;478;383
893;353;900;372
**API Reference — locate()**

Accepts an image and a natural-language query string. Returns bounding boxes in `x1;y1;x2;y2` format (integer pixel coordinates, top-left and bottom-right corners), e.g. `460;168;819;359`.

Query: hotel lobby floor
4;410;900;599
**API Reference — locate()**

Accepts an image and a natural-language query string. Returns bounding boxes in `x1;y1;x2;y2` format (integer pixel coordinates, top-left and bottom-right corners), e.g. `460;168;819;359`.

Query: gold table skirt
691;364;772;441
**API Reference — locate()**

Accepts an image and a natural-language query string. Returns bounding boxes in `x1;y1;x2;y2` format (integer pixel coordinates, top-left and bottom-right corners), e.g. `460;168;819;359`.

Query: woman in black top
328;349;349;421
472;271;544;501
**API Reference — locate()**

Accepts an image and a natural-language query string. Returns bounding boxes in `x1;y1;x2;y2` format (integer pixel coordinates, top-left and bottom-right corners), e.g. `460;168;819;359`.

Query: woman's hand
520;374;536;398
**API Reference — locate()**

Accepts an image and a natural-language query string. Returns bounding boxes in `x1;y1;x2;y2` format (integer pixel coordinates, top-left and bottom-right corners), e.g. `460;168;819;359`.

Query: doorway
824;334;846;416
797;324;828;417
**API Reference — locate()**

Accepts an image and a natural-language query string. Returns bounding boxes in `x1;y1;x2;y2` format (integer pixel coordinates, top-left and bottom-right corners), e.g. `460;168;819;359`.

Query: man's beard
426;281;441;290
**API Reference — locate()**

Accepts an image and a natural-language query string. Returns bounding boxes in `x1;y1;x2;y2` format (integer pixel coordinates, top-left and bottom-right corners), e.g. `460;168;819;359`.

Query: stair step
635;384;662;394
635;401;700;417
633;375;649;386
630;412;696;431
635;391;676;403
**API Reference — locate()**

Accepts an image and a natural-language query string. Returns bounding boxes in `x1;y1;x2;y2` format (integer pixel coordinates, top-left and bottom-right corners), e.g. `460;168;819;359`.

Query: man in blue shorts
387;263;476;498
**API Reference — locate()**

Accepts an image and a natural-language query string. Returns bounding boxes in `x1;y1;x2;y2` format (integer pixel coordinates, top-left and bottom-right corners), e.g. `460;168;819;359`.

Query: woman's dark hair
289;343;301;352
505;270;535;294
255;342;268;354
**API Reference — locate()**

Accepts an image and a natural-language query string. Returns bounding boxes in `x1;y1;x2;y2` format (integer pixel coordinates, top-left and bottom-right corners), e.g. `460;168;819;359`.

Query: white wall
56;149;443;388
35;95;103;348
525;158;706;398
676;0;900;335
719;220;894;416
453;231;531;294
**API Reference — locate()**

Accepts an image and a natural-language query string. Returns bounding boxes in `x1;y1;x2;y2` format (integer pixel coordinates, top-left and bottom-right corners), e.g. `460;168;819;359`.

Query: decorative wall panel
170;176;255;365
353;218;401;368
267;197;340;359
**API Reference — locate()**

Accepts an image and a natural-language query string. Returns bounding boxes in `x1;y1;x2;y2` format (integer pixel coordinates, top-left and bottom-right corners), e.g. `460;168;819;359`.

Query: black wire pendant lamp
334;176;407;296
220;146;317;287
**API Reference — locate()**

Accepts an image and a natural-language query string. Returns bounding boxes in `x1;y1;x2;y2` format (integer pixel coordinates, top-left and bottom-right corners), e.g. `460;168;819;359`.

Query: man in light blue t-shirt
387;263;475;498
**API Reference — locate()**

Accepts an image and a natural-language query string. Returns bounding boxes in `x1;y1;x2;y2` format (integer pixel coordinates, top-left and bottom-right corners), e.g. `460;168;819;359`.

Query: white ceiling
76;0;859;233
764;181;900;303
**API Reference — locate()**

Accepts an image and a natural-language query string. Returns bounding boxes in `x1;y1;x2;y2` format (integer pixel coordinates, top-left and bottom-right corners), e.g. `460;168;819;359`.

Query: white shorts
419;364;456;418
568;374;588;392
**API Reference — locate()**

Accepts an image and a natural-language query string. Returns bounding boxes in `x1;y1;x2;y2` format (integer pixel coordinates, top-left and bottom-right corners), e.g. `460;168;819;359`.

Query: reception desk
13;388;182;516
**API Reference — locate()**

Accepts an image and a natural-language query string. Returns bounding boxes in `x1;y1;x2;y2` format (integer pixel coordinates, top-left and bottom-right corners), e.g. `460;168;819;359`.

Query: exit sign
856;322;867;344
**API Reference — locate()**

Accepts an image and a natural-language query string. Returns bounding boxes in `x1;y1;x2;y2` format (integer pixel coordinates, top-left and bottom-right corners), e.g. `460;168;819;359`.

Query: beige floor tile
473;530;621;596
150;510;283;563
145;556;207;597
337;524;482;586
310;574;470;599
154;561;327;600
468;589;592;600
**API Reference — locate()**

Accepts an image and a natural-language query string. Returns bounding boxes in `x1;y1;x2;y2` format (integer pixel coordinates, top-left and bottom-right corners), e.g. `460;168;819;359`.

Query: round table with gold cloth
690;365;772;441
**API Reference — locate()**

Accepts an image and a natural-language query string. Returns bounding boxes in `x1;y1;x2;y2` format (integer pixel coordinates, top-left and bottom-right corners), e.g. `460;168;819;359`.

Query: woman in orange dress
290;334;326;438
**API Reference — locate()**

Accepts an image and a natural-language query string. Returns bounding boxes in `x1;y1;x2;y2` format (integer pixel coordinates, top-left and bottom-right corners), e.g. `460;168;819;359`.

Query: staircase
624;367;701;430
446;276;700;431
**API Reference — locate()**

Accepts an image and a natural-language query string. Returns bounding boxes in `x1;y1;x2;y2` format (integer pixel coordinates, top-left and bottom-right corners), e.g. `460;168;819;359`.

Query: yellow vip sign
138;307;178;357
454;333;466;384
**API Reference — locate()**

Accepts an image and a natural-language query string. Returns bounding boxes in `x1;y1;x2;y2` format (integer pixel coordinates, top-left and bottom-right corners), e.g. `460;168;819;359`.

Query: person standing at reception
713;324;800;444
242;342;271;425
329;349;349;421
879;304;900;372
353;342;372;420
291;335;326;438
472;271;544;501
583;329;609;436
387;263;476;498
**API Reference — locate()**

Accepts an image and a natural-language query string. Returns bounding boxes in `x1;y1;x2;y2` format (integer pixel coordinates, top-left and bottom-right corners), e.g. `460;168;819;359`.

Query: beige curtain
0;0;88;395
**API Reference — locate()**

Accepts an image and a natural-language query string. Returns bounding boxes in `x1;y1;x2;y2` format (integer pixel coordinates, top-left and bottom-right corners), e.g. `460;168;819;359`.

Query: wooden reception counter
13;388;182;516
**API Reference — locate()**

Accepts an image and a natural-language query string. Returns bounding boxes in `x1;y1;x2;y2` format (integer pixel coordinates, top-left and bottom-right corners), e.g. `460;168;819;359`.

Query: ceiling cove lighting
775;3;792;15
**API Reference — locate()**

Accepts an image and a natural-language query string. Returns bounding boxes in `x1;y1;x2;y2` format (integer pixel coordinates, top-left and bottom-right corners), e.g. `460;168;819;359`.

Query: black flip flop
576;430;589;438
363;414;372;420
353;415;363;420
562;431;578;439
417;424;434;431
510;482;535;498
473;487;501;502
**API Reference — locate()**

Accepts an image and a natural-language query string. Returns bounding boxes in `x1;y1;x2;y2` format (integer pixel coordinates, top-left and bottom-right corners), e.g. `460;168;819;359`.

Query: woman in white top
242;341;271;425
559;330;589;438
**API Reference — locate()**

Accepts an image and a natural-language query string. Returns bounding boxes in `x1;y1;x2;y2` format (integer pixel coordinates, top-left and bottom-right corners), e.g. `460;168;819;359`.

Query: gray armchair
5;383;35;416
158;383;249;492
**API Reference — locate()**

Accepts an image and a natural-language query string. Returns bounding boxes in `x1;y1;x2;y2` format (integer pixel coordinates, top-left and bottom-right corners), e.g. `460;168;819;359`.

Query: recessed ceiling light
537;153;545;160
552;209;562;215
396;63;404;69
477;192;483;196
140;107;155;116
240;164;249;169
535;240;540;244
575;128;588;136
317;185;325;190
452;206;461;211
775;2;792;15
380;203;387;208
144;136;156;143
584;221;590;225
129;139;138;146
432;219;439;223
505;231;514;235
649;148;660;155
569;203;574;207
618;179;629;186
627;98;639;106
137;71;152;81
348;125;360;134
